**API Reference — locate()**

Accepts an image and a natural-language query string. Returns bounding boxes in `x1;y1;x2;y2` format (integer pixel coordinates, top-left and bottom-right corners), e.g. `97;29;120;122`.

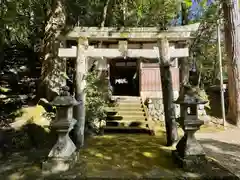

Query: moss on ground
0;131;181;179
80;132;178;177
0;105;232;179
0;128;237;179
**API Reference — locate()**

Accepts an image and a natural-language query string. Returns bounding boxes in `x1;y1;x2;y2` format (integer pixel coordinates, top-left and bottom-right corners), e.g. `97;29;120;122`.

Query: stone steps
112;96;141;100
107;115;147;121
103;96;152;134
114;103;143;108
103;126;152;134
106;107;144;112
107;111;146;116
106;120;148;127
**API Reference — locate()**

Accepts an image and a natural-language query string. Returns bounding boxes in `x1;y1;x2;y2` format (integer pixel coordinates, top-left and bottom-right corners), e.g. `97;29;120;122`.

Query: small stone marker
42;86;79;174
172;86;207;169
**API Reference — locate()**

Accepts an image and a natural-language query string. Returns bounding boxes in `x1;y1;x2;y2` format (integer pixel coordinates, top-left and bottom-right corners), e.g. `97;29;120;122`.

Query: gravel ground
196;127;240;177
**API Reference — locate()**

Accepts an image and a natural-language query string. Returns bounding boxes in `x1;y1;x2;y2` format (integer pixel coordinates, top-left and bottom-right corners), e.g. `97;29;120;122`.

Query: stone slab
172;150;207;170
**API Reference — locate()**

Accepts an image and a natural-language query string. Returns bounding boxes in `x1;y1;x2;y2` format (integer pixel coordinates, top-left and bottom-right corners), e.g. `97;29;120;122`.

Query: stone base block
42;152;78;174
172;150;207;170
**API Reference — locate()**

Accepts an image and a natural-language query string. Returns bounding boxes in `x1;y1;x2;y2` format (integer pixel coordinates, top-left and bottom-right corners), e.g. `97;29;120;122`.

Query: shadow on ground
0;131;181;179
0;129;239;179
0;123;57;180
200;138;240;177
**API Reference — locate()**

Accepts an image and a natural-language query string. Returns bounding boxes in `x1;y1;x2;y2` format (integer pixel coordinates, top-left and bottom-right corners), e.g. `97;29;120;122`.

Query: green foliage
182;0;207;9
126;0;178;27
1;0;201;50
66;0;179;27
85;70;110;123
190;2;225;87
185;0;192;8
0;0;49;46
194;87;211;109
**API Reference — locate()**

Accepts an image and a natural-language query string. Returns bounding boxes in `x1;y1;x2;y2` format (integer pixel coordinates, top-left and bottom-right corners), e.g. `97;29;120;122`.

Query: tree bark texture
0;0;4;70
179;2;190;117
0;34;4;70
101;0;111;28
222;0;240;126
40;0;66;101
158;39;179;146
73;37;88;149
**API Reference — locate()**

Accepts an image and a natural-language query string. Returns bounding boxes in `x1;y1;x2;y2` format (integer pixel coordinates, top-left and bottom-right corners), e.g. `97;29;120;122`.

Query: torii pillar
73;37;88;149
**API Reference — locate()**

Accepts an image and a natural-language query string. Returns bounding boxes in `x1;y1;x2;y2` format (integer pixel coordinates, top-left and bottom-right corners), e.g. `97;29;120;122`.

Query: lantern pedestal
172;86;207;170
42;152;78;174
42;86;79;174
172;119;206;170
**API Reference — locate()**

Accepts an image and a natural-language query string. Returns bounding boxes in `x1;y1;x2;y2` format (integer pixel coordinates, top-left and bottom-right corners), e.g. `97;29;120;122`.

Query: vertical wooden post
178;42;189;118
158;38;179;146
139;60;143;97
118;40;128;58
60;40;67;87
217;19;226;127
73;37;88;149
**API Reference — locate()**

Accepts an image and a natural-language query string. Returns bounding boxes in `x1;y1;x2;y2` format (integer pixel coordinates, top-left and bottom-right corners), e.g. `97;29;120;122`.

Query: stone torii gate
58;23;199;147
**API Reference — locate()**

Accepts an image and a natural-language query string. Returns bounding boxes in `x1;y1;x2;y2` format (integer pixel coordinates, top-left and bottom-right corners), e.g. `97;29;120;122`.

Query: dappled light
80;133;177;177
10;105;51;131
0;132;181;179
1;0;240;179
0;131;238;179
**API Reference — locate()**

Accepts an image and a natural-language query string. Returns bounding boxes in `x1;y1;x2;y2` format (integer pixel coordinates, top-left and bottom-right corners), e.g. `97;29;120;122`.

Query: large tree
222;0;240;126
40;0;67;101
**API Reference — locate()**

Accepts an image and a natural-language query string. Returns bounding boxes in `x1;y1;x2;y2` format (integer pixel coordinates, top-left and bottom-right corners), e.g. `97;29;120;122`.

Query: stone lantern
42;86;79;173
172;86;208;169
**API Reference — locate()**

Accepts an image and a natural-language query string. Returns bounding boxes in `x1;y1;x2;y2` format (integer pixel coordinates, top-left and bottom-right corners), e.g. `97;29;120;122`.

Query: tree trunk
0;35;4;70
222;0;240;126
179;2;189;117
122;0;127;26
98;0;110;48
40;0;66;101
0;0;4;70
101;0;111;28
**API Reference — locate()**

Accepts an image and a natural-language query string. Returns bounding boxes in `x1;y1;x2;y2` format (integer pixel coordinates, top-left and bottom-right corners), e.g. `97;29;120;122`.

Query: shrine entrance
109;58;139;96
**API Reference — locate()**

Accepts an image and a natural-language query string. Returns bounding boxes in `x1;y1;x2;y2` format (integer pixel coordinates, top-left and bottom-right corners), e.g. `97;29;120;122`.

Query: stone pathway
196;127;240;177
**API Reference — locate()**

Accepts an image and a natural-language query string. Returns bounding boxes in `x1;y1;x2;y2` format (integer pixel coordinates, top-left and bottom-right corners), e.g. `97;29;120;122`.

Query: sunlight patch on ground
142;152;155;158
153;121;224;137
0;87;11;93
204;144;240;157
10;105;50;132
207;156;221;164
200;124;225;132
80;133;180;177
8;172;24;180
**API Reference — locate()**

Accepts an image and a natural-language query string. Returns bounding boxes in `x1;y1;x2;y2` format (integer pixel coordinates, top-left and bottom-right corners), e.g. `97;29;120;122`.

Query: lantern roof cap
51;86;79;106
175;86;208;105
